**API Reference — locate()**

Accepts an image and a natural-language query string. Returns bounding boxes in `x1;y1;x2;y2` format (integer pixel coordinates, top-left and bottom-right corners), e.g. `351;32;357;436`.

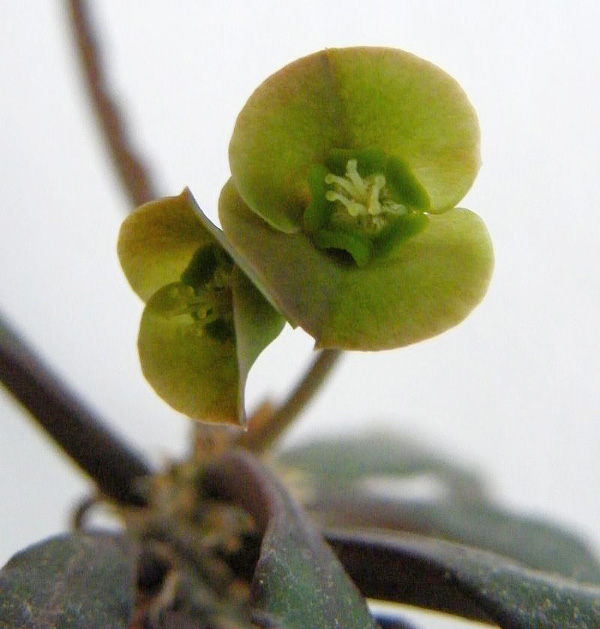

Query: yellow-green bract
223;47;493;350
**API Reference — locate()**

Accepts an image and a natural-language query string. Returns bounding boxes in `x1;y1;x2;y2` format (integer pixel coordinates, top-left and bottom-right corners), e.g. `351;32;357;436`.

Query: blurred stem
239;349;342;453
67;0;158;207
0;2;156;509
0;313;151;506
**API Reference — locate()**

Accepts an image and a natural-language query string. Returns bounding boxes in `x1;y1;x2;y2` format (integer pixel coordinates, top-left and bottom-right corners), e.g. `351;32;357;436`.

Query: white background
1;2;599;627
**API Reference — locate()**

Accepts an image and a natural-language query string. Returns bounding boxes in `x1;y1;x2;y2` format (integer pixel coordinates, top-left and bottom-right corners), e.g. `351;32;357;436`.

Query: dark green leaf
318;491;600;584
0;532;138;628
277;432;485;497
203;449;377;629
329;529;600;629
278;434;600;583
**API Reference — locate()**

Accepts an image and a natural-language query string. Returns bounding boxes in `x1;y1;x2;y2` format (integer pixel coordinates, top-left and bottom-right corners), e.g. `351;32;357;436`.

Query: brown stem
0;2;159;507
239;349;342;453
67;0;158;207
0;313;151;505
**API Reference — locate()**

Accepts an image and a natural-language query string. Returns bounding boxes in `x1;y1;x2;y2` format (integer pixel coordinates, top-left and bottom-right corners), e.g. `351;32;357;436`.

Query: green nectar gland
303;149;430;267
167;244;235;342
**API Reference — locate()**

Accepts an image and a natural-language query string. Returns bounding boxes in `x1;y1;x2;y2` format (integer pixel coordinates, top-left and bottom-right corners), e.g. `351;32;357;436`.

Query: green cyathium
118;190;285;424
304;148;430;266
180;244;235;342
222;47;493;350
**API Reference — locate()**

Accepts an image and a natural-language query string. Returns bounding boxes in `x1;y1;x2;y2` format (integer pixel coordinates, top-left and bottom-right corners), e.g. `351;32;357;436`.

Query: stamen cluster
325;160;407;233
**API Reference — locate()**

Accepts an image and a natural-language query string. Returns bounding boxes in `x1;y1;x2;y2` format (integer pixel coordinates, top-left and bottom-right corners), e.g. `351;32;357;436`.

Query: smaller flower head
118;190;284;424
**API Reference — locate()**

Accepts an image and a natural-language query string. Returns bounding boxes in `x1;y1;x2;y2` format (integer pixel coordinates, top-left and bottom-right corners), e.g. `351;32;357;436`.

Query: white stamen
325;173;356;197
345;160;369;197
325;159;392;220
326;190;353;209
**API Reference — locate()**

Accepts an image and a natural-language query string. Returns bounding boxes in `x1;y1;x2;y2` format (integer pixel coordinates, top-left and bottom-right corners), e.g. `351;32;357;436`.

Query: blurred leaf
318;491;600;585
372;614;421;629
277;432;485;497
0;532;138;628
329;529;600;628
203;449;378;628
278;434;600;583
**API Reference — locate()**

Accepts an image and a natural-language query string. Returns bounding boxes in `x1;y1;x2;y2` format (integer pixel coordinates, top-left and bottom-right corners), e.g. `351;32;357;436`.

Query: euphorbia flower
118;47;494;422
221;47;494;350
118;190;284;424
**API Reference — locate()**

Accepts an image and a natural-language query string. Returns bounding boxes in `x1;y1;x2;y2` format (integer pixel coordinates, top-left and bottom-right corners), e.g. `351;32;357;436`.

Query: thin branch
67;0;158;207
0;312;151;505
239;349;342;453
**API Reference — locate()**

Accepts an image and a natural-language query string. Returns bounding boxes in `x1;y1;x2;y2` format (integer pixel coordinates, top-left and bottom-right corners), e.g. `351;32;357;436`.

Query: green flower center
303;149;431;266
325;159;408;235
173;244;235;341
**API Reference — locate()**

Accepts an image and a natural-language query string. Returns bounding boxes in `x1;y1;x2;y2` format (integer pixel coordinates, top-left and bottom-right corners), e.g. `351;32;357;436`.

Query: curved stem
67;0;158;207
0;313;151;505
240;349;342;453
